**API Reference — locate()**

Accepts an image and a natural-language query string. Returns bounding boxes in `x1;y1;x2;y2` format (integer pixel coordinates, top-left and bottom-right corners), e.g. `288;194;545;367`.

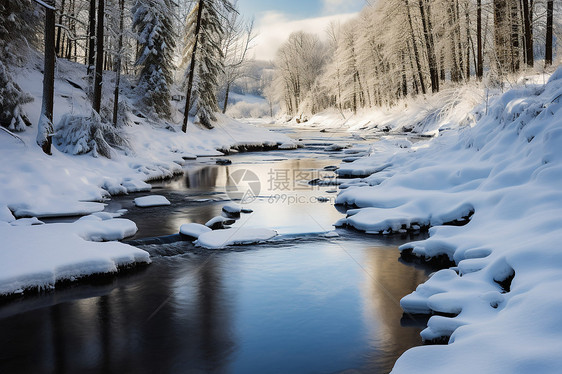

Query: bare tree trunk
545;0;553;66
92;0;104;113
449;2;461;82
465;3;471;80
401;49;408;97
453;0;464;80
183;0;204;133
404;0;426;94
418;0;439;92
407;40;420;94
113;0;125;126
477;0;483;78
522;0;533;67
510;0;520;72
38;0;56;155
87;0;96;75
55;0;66;57
222;83;230;114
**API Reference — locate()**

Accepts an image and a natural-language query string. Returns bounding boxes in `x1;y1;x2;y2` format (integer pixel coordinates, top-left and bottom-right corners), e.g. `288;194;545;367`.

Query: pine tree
182;0;234;130
132;0;177;119
0;0;36;132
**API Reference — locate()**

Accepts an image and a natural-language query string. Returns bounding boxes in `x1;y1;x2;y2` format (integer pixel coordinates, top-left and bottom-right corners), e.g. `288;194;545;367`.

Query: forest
0;0;255;154
270;0;560;118
1;0;560;150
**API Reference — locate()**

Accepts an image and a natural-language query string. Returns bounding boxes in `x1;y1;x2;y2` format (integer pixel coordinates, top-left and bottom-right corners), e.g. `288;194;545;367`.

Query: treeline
0;0;254;155
270;0;560;117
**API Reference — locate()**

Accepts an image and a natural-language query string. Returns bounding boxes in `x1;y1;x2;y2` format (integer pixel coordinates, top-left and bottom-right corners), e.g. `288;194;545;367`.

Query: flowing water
0;126;431;374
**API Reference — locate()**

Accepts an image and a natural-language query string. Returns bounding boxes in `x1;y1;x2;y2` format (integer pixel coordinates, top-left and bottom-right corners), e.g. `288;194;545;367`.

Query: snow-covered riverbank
334;68;562;373
0;57;293;297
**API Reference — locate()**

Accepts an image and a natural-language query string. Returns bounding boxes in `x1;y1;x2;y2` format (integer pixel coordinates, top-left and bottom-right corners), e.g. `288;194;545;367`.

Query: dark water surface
0;127;430;373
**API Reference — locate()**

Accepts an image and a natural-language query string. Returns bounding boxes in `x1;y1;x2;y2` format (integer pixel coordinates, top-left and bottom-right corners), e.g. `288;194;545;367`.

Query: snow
278;142;298;150
205;216;235;229
329;68;562;373
1;206;15;223
195;228;278;249
179;223;211;238
0;214;149;296
286;84;484;136
134;195;171;207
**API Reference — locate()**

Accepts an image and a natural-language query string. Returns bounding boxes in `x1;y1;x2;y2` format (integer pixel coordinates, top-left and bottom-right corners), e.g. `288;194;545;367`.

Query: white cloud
252;11;358;61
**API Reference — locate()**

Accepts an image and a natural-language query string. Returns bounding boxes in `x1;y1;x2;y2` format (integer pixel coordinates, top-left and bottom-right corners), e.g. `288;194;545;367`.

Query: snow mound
278;142;297;150
121;179;152;193
0;217;149;296
134;195;171;207
11;217;44;226
11;201;106;219
179;223;212;238
0;206;15;223
53;112;128;159
205;216;236;229
196;228;278;249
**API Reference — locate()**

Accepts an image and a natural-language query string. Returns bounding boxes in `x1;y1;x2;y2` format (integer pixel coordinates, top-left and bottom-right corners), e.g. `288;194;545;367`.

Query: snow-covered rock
121;179;152;193
222;203;242;214
205;216;236;229
278;142;297;150
195;228;278;249
134;195;171;207
179;223;212;239
0;217;149;296
322;231;340;238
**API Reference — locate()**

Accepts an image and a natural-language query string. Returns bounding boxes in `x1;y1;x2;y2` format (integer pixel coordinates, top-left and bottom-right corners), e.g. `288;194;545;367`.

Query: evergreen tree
182;0;234;130
0;1;37;132
132;0;177;119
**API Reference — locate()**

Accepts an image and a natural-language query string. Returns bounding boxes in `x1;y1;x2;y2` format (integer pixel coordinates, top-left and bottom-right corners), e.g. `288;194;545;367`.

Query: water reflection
117;156;348;240
0;239;428;374
361;246;430;372
185;165;220;190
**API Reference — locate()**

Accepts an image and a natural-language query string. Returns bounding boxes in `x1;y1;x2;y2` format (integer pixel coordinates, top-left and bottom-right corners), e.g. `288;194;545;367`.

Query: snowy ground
0;56;292;297
331;68;562;373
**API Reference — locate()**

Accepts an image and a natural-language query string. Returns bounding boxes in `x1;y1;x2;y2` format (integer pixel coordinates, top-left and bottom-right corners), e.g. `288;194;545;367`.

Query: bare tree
87;0;96;74
37;0;57;155
220;11;256;114
112;0;125;126
182;0;204;132
521;0;533;67
545;0;553;66
92;0;104;113
477;0;483;78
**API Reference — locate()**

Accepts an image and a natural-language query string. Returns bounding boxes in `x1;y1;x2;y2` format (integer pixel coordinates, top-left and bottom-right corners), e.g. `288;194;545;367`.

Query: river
0;126;431;374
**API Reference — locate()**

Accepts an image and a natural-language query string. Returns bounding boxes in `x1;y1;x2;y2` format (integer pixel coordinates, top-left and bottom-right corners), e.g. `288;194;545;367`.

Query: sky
236;0;366;61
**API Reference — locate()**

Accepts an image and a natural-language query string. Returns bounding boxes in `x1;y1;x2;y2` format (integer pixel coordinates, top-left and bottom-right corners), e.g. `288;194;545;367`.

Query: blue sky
238;0;365;19
238;0;317;19
237;0;366;60
239;0;323;19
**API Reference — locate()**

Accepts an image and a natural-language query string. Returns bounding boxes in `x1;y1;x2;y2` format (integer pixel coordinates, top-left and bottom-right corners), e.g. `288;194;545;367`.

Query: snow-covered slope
335;68;562;373
281;84;486;136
